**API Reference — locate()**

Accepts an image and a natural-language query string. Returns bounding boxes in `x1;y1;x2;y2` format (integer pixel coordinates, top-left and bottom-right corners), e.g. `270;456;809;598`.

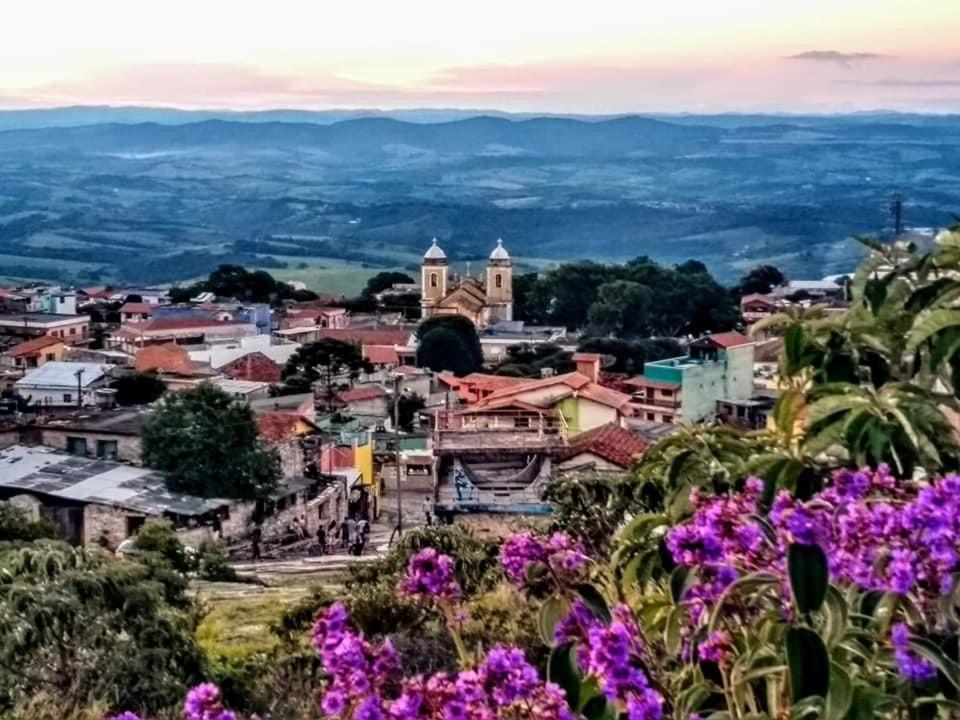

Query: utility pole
74;368;84;410
393;373;403;536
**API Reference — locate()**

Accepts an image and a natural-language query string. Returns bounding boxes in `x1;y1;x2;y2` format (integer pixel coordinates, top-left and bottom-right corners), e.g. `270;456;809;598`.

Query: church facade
420;238;513;327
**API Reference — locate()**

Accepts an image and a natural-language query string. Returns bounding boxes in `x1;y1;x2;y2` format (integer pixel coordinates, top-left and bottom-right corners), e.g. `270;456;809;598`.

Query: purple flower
891;623;937;682
400;548;462;602
697;631;734;665
107;714;144;720
626;689;664;720
184;683;228;720
501;532;586;587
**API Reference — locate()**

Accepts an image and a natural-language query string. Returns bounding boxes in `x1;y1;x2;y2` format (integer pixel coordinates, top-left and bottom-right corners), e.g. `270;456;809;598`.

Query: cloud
838;77;960;87
786;50;891;68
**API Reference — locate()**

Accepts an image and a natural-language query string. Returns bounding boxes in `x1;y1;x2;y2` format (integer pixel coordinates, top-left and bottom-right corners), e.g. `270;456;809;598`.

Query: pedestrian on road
316;526;327;554
251;524;262;561
422;497;433;526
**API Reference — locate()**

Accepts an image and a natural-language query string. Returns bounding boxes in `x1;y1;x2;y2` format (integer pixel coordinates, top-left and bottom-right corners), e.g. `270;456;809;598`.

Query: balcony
433;409;567;453
630;395;681;410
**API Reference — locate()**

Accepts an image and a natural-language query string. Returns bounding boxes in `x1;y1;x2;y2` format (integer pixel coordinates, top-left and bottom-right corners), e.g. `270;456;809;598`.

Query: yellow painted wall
353;438;375;494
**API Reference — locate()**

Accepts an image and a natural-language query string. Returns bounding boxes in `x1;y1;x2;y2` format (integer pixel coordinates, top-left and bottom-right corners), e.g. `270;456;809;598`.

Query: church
420;238;513;327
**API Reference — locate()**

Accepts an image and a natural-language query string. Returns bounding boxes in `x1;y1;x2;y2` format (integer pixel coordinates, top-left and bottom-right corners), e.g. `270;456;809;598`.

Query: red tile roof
556;423;647;469
339;387;386;403
120;302;154;315
699;332;753;349
256;411;302;442
5;335;64;357
135;344;201;375
124;317;250;333
318;328;412;346
363;344;400;366
740;293;775;307
477;372;633;412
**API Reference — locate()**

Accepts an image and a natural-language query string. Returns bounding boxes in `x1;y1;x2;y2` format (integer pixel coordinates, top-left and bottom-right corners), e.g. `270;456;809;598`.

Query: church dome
489;238;510;261
423;238;447;261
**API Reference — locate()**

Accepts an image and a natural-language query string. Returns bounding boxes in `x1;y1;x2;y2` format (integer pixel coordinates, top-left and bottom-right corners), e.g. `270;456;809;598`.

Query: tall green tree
142;384;279;498
416;316;483;376
362;271;415;298
733;263;786;296
282;338;371;400
111;372;166;406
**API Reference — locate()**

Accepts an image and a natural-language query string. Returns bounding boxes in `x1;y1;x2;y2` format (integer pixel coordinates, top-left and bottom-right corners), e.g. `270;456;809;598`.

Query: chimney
572;353;601;383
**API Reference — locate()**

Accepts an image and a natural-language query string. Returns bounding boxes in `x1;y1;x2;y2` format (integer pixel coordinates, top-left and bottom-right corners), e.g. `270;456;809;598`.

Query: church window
495;273;502;289
430;272;438;288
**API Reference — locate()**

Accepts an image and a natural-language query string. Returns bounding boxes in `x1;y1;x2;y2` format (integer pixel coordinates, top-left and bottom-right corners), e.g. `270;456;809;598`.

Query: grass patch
196;590;300;660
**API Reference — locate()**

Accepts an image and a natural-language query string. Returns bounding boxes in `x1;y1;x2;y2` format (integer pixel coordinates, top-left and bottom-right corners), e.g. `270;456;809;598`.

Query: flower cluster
184;683;236;720
667;468;960;622
313;603;573;720
399;548;462;602
890;623;937;683
500;532;587;587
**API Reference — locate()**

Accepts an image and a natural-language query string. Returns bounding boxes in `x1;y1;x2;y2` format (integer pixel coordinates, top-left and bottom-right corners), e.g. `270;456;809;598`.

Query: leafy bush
0;503;59;542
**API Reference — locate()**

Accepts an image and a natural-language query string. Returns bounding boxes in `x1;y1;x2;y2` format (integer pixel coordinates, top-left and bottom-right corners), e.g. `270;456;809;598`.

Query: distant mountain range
0;108;957;291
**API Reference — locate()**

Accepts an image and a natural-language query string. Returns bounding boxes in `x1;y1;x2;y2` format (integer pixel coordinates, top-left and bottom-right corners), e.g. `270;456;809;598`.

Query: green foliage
111;371;166;406
523;256;739;335
282;338;371;399
0;504;59;542
416;316;483;376
733;263;786;296
142;383;279;499
492;343;573;378
169;264;313;306
0;542;203;716
362;271;415;297
788;543;828;616
576;336;682;375
542;472;644;555
197;541;238;582
392;392;425;431
134;519;191;573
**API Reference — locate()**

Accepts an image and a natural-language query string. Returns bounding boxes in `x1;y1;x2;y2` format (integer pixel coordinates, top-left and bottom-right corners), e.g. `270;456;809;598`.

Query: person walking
316;525;327;554
251;524;262;561
422;496;433;527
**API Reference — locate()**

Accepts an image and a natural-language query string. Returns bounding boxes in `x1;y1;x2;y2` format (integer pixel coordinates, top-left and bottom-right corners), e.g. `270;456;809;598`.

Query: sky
1;0;959;113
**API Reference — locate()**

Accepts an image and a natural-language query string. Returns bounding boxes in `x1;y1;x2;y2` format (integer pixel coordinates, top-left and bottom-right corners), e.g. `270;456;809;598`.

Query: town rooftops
119;302;155;315
5;334;64;358
0;445;227;516
256;411;305;442
15;361;106;389
555;423;647;469
475;371;634;412
212;377;270;396
339;386;386;403
118;317;253;333
0;313;87;327
316;327;414;347
363;344;400;365
34;407;151;436
693;332;753;349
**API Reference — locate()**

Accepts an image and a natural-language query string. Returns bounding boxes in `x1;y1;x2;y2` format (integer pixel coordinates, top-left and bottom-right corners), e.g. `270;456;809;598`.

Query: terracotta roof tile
119;302;154;315
339;386;386;403
6;335;64;357
556;423;647;469
697;332;753;349
256;411;302;442
318;328;411;346
363;344;400;365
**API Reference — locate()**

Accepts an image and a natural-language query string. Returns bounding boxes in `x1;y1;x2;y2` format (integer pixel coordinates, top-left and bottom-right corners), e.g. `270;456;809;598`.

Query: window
646;412;655;421
44;353;55;362
430;272;438;288
96;440;119;460
66;436;87;456
495;273;502;288
69;327;76;335
663;415;673;424
63;393;72;403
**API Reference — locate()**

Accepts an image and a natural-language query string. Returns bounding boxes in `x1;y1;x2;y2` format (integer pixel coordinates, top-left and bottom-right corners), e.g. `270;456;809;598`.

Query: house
108;317;258;353
255;411;318;479
188;336;300;383
363;344;400;369
14;361;110;408
134;344;220;390
1;335;66;370
338;386;388;416
740;294;777;323
212;377;271;401
276;325;415;347
771;279;845;300
0;444;345;549
27;406;149;463
420;238;513;327
119;302;155;322
630;332;756;424
439;372;530;404
478;321;572;363
0;313;91;344
554;423;647;472
110;287;170;305
279;305;348;330
462;354;635;436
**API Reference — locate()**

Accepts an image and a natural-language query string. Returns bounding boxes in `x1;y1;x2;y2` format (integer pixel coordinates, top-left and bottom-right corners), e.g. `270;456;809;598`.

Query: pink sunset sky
2;0;959;113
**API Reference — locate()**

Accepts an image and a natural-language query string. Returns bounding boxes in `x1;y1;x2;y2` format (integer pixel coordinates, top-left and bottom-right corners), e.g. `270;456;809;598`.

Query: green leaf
908;638;960;691
581;695;614;720
547;642;581;709
823;661;852;720
669;566;694;605
907;309;960;354
785;627;830;702
576;583;611;624
539;596;570;646
788;543;829;615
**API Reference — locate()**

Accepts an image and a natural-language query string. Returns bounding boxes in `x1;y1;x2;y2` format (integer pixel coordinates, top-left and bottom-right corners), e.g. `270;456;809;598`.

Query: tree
416;316;483;376
576;337;682;375
142;384;279;499
282;339;371;402
734;264;785;296
586;280;653;337
111;372;166;406
393;392;426;432
0;505;58;542
0;542;203;716
362;271;415;298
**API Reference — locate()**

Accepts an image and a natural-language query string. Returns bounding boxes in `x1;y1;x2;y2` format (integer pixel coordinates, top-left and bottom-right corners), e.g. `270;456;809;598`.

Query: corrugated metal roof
14;361;106;389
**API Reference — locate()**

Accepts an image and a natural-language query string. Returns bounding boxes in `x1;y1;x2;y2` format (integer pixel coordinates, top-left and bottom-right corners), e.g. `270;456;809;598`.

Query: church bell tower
485;238;513;322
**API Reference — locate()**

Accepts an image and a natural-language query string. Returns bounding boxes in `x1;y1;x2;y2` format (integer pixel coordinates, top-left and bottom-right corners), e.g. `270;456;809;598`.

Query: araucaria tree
142;384;279;498
282;338;371;402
